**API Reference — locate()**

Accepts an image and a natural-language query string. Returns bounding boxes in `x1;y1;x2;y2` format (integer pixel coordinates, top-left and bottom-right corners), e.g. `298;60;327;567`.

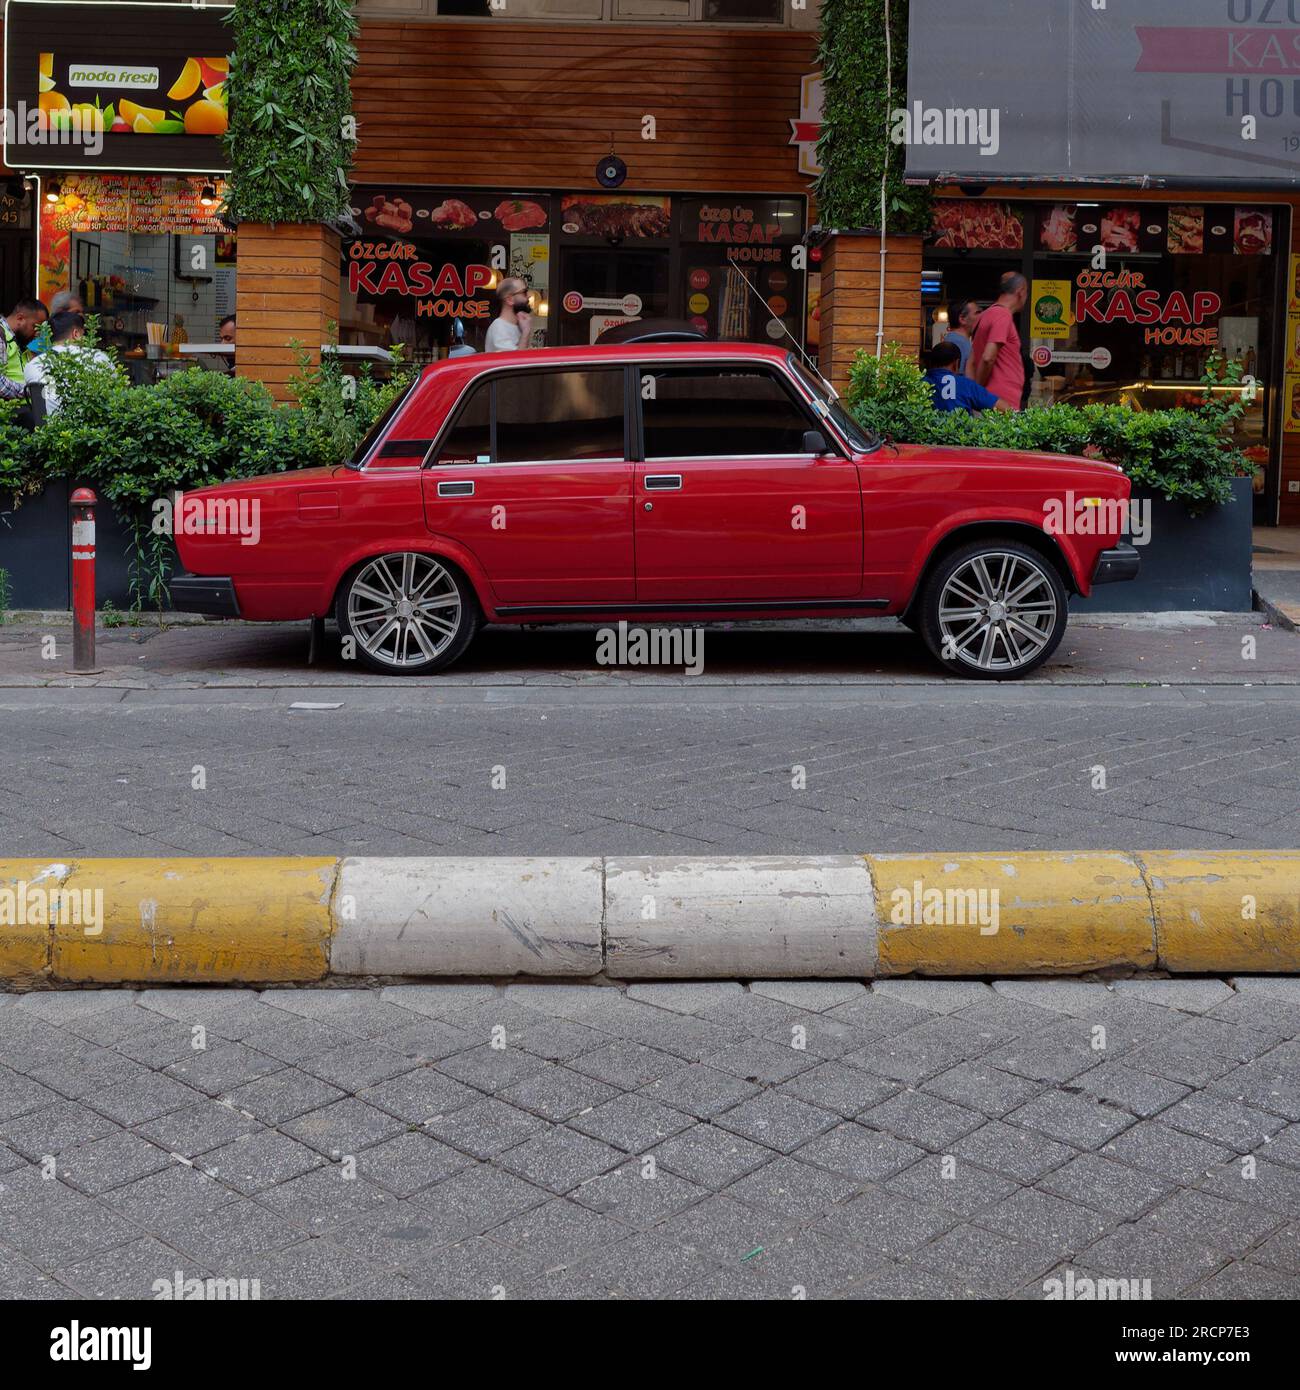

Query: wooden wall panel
820;234;924;391
351;21;819;194
235;223;341;401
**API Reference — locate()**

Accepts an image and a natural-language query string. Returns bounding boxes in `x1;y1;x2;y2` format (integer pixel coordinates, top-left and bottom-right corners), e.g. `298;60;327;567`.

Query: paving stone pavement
2;977;1299;1301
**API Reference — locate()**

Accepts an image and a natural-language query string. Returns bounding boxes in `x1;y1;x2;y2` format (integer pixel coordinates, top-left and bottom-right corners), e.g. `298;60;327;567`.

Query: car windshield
347;377;417;469
787;355;879;454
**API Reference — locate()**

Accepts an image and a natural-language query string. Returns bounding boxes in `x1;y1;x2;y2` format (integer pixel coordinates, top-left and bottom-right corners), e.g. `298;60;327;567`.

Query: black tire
335;551;479;675
918;538;1068;680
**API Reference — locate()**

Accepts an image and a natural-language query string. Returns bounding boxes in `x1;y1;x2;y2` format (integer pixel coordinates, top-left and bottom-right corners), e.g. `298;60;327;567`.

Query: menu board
38;173;227;301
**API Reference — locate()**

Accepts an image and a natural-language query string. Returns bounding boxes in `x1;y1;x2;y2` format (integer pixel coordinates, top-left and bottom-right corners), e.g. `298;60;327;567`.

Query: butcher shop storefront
340;185;812;364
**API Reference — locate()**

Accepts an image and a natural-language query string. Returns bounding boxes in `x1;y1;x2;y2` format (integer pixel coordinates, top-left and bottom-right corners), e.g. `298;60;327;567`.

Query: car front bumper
170;574;241;617
1091;543;1141;586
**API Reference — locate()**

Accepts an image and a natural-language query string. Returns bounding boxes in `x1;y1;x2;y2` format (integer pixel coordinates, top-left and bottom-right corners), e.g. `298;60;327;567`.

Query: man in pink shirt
967;271;1028;409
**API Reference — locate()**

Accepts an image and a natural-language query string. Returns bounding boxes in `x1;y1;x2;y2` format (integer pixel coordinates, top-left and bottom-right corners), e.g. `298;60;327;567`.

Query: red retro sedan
172;342;1138;679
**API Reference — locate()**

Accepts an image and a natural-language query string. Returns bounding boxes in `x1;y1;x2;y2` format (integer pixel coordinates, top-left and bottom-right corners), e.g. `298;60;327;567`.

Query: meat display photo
1100;207;1140;253
561;195;672;238
930;201;1023;250
430;198;479;231
1038;205;1079;253
1168;205;1204;256
494;199;547;231
1235;208;1273;256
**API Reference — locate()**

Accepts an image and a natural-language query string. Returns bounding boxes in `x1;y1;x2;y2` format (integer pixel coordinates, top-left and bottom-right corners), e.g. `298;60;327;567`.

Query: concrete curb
2;853;1298;985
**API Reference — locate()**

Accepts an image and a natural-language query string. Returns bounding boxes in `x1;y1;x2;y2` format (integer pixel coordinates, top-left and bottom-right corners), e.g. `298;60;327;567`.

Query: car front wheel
919;540;1068;680
336;552;478;675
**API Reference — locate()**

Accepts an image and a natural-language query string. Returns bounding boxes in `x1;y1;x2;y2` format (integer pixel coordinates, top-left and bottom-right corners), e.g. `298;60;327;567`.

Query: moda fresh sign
68;65;159;89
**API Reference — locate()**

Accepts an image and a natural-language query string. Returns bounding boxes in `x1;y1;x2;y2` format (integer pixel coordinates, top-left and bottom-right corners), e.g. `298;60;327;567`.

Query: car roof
595;317;708;344
418;340;795;383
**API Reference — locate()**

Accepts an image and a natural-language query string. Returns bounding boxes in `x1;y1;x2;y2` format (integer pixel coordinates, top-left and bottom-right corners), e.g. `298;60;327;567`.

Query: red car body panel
174;342;1132;626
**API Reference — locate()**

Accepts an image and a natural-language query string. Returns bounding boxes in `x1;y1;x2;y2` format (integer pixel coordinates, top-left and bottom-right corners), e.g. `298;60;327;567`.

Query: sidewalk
1;611;1298;687
1254;526;1300;629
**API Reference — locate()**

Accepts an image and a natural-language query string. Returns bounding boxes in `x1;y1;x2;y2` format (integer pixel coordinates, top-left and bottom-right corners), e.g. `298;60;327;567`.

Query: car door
422;364;634;604
632;362;863;602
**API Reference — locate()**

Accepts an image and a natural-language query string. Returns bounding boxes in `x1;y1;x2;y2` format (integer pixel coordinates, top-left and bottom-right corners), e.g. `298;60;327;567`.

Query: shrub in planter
1;331;410;610
844;345;1251;507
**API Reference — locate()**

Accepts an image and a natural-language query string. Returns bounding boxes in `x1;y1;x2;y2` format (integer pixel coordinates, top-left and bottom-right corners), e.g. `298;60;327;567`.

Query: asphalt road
2;681;1298;856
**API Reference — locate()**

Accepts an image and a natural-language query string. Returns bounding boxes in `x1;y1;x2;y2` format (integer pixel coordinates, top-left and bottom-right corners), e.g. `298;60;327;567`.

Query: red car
173;342;1138;679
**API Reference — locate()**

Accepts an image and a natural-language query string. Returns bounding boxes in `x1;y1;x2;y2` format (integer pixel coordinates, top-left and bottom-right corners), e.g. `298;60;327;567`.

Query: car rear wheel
336;552;478;675
919;540;1068;680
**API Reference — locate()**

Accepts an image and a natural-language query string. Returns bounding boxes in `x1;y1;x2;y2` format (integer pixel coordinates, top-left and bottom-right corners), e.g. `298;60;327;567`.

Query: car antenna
726;263;824;380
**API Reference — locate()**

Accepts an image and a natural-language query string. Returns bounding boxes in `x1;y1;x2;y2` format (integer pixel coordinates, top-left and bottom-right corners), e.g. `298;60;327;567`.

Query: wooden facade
819;233;923;392
352;21;819;193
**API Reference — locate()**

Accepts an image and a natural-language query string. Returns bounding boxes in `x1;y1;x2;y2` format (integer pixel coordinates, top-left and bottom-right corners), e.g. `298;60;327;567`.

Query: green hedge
1;338;409;609
814;0;931;234
222;0;359;225
845;346;1252;508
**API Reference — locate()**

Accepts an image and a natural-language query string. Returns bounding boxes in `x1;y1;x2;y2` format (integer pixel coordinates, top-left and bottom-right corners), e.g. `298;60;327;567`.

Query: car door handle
644;474;682;491
437;480;475;498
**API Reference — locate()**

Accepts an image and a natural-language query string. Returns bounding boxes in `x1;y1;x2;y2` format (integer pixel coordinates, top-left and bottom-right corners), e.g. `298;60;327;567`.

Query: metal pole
69;487;100;674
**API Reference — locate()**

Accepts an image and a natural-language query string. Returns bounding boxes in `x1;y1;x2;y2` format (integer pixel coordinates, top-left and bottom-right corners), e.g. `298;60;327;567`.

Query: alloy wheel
346;553;463;669
936;551;1059;674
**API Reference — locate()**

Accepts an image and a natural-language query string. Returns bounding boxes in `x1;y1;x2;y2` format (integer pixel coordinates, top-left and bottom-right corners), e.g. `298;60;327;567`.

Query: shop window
641;367;812;457
495;368;625;462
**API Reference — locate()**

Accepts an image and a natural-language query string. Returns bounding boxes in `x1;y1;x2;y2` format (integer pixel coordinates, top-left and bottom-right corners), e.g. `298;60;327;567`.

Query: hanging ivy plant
222;0;359;225
813;0;932;235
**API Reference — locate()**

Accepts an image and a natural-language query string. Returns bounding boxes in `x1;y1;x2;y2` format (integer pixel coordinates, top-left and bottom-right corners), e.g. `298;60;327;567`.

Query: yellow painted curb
869;852;1157;976
1142;852;1300;974
51;858;338;984
0;860;74;984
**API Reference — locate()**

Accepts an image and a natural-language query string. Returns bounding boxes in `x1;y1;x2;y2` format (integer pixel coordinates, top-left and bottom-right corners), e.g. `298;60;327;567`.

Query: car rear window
495;369;625;463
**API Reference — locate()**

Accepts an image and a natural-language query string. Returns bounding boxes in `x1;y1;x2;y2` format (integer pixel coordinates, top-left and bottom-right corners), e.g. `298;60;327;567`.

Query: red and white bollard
69;487;101;674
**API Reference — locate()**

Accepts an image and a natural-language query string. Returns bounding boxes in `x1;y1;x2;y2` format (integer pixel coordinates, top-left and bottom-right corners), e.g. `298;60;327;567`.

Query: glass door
556;246;671;346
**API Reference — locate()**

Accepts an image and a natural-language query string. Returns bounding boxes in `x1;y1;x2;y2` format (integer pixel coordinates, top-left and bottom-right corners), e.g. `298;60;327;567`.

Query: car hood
887;442;1126;479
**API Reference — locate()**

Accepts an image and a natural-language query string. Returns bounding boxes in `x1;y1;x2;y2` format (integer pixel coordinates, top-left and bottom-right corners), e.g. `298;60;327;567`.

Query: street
2;616;1299;857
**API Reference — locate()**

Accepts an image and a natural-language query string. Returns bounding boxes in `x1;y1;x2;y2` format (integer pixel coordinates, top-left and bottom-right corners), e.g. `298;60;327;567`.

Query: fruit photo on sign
38;53;229;135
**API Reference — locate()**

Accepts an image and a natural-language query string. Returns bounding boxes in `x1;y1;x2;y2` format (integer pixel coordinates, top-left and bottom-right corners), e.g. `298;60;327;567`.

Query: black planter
0;480;176;611
1070;476;1255;614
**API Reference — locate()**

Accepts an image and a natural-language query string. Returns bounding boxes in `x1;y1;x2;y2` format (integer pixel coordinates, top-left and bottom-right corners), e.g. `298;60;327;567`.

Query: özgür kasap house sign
905;0;1300;186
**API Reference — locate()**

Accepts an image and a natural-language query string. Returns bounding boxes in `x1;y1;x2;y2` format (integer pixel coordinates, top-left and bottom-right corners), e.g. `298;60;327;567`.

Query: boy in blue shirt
925;341;1006;413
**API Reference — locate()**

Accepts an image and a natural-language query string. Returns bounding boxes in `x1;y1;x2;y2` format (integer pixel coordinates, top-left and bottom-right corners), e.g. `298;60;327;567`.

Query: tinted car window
433;379;490;466
641;367;813;458
496;368;625;463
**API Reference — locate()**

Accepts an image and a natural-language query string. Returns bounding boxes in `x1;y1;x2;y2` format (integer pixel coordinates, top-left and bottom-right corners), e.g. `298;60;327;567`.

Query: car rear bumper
1091;543;1141;586
171;574;241;617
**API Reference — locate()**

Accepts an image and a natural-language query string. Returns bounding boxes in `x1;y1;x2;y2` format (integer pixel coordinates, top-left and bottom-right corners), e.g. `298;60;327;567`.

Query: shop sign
563;292;642;315
1073;269;1222;347
346;241;493;317
907;0;1300;186
3;1;233;171
559;195;671;238
1032;346;1113;370
1031;279;1073;339
788;72;824;178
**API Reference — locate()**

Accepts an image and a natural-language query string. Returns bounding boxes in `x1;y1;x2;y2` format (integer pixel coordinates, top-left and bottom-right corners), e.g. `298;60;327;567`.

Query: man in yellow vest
0;298;50;403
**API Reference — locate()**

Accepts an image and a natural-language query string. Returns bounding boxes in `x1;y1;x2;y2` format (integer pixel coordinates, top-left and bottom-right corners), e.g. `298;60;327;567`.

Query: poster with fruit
38;52;228;136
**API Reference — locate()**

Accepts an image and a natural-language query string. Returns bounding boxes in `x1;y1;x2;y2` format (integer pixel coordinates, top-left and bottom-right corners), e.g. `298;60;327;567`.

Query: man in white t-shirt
23;310;113;414
483;277;533;353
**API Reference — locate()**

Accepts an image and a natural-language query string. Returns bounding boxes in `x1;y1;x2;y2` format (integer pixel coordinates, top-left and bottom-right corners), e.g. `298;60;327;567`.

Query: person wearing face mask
484;276;533;353
0;297;49;402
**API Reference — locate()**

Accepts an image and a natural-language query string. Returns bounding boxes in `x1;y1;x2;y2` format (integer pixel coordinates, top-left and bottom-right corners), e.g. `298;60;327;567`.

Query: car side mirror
802;429;829;455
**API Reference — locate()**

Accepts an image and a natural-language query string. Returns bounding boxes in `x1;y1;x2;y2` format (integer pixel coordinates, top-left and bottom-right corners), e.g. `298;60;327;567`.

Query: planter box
1070;476;1254;613
1;480;176;611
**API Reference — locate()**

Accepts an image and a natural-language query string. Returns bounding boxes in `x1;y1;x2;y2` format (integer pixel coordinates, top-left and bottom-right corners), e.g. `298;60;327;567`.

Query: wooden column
235;222;340;403
818;231;923;392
